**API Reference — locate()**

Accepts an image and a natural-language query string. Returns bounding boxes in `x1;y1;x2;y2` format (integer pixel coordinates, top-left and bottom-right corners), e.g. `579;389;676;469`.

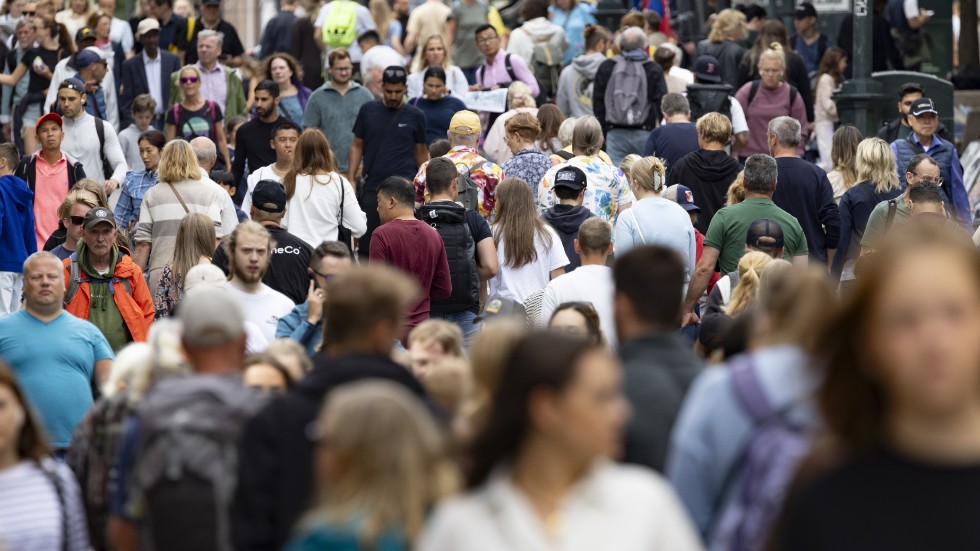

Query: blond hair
507;81;536;109
697;112;733;145
158;140;204;183
726;171;746;206
855;137;901;194
407;319;465;359
758;42;786;70
58;188;100;220
421;356;473;417
629;156;667;194
708;8;747;43
619;154;642;179
266;338;313;381
726;251;773;317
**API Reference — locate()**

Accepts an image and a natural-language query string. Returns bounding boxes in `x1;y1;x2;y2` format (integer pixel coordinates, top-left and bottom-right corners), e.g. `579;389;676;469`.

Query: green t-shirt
704;198;810;274
860;197;910;249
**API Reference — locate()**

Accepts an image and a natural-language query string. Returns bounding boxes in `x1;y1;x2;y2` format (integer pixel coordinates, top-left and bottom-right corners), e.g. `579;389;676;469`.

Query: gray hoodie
556;52;607;118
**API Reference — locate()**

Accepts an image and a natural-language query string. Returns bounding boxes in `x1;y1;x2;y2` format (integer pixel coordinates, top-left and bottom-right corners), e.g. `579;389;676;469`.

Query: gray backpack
604;55;651;127
455;162;480;212
133;375;266;551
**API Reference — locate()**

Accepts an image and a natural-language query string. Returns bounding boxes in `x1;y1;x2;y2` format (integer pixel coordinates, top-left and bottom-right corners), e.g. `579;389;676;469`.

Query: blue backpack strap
729;354;772;423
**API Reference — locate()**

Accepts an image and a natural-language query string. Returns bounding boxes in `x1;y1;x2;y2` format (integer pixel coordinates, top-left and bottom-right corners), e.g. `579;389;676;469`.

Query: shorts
21;103;41;133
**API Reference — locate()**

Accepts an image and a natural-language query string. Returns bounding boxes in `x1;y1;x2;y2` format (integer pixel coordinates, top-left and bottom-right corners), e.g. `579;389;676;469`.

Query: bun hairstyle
583;24;612;51
629;156;667;193
758;41;785;69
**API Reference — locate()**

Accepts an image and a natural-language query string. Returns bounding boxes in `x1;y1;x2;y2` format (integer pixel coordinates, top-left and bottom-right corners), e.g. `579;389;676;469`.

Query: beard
232;260;267;285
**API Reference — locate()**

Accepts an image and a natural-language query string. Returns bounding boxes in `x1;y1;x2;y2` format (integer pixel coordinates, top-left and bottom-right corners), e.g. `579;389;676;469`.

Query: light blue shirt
0;310;114;447
615;196;697;284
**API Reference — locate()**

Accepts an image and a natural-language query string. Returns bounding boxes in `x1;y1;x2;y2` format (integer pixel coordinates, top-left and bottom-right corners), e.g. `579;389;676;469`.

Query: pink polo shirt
33;152;70;250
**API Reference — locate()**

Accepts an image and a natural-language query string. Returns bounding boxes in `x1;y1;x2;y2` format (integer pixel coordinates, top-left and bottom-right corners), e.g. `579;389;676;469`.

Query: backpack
687;83;733;124
132;376;266;551
417;202;479;313
321;0;358;49
713;355;813;551
529;35;563;103
746;79;799;113
603;55;651;127
454;162;480;212
64;251;132;306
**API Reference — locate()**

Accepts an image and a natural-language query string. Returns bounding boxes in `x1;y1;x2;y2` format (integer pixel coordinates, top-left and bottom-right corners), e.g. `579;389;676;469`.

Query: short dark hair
423;65;447;83
898;82;925;99
908;182;944;205
614;246;686;327
743;154;778;195
554;185;583;201
0;143;19;169
425;157;457;196
428;139;452;158
357;30;380;45
311;241;353;267
521;0;549;21
474;23;496;38
210;169;234;185
905;153;938;177
138;129;167;151
254;79;280;98
378;176;416;207
271;120;301;139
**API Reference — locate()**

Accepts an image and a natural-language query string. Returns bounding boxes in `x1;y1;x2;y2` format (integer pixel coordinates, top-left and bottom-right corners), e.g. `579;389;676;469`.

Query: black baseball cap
909;97;939;117
83;207;117;229
746;218;784;249
75;26;97;43
692;55;722;84
59;77;85;94
251;180;287;213
382;66;408;85
553;166;587;191
794;2;817;18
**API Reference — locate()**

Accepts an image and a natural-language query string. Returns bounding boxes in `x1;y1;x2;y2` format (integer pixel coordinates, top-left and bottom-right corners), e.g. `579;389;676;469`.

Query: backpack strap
885;199;898;230
40;461;70;551
788;85;798;111
503;53;517;84
173;102;182;126
65;252;81;306
95;116;105;152
729;354;772;422
746;80;761;107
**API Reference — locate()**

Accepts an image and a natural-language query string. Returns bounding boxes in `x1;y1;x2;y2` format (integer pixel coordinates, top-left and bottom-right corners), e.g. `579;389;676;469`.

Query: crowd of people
0;0;979;549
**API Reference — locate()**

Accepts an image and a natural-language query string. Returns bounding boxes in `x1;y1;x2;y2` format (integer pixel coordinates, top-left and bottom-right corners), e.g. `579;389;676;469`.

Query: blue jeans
431;309;479;348
605;128;651;167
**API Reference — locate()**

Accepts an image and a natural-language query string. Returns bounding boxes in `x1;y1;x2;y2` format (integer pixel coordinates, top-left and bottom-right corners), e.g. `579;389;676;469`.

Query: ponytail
726;251;773;317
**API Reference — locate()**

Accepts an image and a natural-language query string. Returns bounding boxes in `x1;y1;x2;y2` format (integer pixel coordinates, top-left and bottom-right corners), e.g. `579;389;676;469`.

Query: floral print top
537;156;633;222
501;148;553;198
413;146;504;219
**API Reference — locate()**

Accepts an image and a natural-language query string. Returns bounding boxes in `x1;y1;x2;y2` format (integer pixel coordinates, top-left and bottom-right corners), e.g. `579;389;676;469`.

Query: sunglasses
23;10;35;15
69;215;85;225
180;76;199;84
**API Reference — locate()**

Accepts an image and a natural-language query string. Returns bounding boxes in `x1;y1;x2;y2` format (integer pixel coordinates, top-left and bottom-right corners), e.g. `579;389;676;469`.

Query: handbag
336;174;354;254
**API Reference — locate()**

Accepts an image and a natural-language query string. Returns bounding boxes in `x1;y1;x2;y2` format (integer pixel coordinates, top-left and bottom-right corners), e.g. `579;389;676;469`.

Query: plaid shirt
114;169;158;228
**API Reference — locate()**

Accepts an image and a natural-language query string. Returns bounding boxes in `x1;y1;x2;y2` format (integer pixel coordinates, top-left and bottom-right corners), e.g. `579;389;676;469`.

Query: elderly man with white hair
593;26;669;166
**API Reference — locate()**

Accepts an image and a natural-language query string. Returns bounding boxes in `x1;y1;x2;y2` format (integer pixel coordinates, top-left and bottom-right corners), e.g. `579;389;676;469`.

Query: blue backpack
712;355;813;551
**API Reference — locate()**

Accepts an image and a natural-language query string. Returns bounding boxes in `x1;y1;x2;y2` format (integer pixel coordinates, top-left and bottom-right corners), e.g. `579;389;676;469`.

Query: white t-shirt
729;95;749;135
489;225;569;304
225;283;295;343
360;44;407;78
540;264;618;349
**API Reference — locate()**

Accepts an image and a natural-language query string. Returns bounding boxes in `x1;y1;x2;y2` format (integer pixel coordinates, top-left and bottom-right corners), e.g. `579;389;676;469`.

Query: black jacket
119;50;181;127
16;154;86;198
542;204;594;272
231;353;429;551
875;117;953;145
666;149;741;235
593;56;667;131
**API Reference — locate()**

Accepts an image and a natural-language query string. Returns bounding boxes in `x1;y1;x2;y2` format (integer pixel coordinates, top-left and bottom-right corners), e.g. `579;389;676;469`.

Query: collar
322;80;361;93
196;61;223;74
450;145;478;155
142;49;160;63
909;132;941;150
34;150;68;165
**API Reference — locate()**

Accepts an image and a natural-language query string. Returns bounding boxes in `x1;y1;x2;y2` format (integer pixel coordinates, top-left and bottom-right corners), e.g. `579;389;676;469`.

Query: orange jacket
63;252;155;342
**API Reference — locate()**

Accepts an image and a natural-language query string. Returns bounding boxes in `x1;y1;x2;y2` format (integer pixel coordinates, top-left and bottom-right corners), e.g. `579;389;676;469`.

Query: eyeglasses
69;215;85;225
760;68;782;75
916;176;944;186
383;67;407;80
310;268;336;283
476;35;498;44
180;76;199;84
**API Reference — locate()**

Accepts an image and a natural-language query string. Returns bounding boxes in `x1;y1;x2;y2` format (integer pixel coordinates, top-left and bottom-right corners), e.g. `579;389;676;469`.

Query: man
149;0;187;54
594;26;667;165
0;143;36;316
58;79;127;199
45;28;118;117
231;80;282;204
258;0;298;59
304;49;374;175
222;221;295;342
213;180;312;305
404;0;452;54
412;110;503;219
349;66;428;257
790;2;828;76
876;82;953;143
685;54;749;152
666;113;741;234
681;154;809;324
233;265;427;551
418;157;497;343
312;0;376;69
51;187;99;260
890;97;969;225
276;241;353;355
615;245;702;472
241;120;300;212
541;164;594;272
769;116;840;265
62;208;154;351
471;24;540;98
0;251;113;451
68;48;120;131
181;0;245;67
643;93;699;175
16;112;87;249
370;176;451;338
357;30;404;97
861;154;941;251
505;0;566;100
191;136;219;173
120;18;180;129
541;217;617;348
884;0;931;70
169;29;247;120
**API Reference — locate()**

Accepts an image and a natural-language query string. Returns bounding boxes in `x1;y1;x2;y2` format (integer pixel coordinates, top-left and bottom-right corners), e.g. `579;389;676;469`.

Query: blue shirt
0;310;113;447
114;169;158;228
411;95;467;145
643;122;700;178
501;148;553;197
353;101;427;189
275;301;322;357
793;35;820;74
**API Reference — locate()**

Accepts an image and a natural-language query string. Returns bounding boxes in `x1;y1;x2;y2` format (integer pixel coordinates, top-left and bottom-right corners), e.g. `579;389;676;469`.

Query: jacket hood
571;52;607;80
543;205;593;234
522;18;564;41
683;149;741;181
0;175;32;209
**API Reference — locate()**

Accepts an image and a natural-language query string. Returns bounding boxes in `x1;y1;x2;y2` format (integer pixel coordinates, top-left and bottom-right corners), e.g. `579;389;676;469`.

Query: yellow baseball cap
449;110;481;135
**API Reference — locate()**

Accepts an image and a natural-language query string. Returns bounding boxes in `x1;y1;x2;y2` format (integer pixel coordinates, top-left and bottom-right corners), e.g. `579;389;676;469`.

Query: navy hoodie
542;204;594;272
0;174;36;272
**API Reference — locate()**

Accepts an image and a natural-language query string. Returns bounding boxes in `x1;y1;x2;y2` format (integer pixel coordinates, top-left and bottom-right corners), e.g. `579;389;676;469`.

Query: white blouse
281;172;368;248
419;462;704;551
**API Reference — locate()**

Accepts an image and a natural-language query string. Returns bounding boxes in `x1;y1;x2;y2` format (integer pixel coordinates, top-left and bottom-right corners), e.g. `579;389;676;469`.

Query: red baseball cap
35;112;62;131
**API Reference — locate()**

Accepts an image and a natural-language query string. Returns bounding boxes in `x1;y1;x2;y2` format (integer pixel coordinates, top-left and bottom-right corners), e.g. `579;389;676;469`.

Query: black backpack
687;83;734;123
417;202;479;313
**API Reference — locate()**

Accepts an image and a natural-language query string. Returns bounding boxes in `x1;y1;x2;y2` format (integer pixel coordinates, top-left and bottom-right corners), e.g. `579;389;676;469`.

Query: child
211;169;248;222
119;94;157;170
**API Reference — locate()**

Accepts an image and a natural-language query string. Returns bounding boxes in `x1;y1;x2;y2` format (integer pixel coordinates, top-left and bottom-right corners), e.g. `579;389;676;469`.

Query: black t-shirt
21;47;67;94
353;101;427;189
181;19;245;65
231;117;279;202
212;225;312;305
166;100;224;141
773;446;980;550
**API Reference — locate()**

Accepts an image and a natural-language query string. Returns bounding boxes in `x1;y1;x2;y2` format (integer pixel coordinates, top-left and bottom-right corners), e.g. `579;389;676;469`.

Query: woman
825;125;862;203
489;177;568;303
484;81;538;165
287;381;458;551
154;213;217;319
0;15;71;154
555;24;611;117
410;66;467;145
0;0;25;45
735;19;813;123
260;53;312;126
420;332;702;550
696;8;748;89
667;265;837;546
281;128;367;249
535;103;563;154
830;137;902;283
814;47;847;170
115;129;165;231
165;64;232;170
500;113;551;197
0;361;90;551
771;227;980;550
733;43;808;159
407;34;469;99
89;11;122;79
614;156;696;281
4;19;35;149
724;250;772;317
370;0;405;55
549;0;596;63
548;301;605;346
242;353;293;395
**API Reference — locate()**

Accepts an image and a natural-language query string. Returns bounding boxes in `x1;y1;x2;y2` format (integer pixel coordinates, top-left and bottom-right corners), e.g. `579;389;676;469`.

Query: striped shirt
0;459;89;551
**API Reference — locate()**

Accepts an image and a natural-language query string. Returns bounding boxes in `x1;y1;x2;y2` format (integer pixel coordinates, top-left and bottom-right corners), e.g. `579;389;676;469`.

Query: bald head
190;137;217;171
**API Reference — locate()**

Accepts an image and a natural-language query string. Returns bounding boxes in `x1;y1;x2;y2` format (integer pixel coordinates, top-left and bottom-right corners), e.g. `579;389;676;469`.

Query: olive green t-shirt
704;198;810;274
